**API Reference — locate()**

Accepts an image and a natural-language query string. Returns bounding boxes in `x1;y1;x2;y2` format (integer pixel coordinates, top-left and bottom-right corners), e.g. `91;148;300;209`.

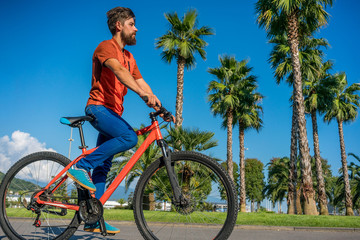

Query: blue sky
0;0;359;182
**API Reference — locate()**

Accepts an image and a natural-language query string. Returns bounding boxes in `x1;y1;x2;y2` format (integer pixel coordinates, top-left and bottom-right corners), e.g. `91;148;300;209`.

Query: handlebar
141;96;173;122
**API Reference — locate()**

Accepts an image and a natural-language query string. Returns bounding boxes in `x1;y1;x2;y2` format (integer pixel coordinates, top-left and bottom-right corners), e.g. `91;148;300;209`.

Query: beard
121;31;136;46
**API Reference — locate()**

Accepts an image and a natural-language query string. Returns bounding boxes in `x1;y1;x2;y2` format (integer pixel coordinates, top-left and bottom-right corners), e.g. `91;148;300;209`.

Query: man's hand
141;95;175;123
165;114;176;123
140;92;161;108
153;105;175;123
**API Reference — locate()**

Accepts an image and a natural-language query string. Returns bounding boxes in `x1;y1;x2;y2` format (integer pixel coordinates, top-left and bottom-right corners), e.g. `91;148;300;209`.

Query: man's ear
115;21;123;32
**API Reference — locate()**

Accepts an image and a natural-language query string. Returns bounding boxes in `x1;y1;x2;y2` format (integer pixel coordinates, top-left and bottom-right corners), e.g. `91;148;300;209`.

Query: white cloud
0;131;55;173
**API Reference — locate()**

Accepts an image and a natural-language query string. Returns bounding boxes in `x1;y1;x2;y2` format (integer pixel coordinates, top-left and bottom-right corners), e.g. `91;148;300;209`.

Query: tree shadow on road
70;230;127;240
0;231;127;240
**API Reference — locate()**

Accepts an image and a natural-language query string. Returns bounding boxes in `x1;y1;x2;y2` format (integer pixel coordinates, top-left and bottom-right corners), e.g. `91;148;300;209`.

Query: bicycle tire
0;151;81;240
133;151;238;240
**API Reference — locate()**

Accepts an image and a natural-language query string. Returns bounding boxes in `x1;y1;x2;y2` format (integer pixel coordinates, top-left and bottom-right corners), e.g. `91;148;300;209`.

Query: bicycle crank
79;198;103;225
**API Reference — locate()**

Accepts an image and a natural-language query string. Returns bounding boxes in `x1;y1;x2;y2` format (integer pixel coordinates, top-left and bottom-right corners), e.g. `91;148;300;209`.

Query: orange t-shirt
86;38;142;116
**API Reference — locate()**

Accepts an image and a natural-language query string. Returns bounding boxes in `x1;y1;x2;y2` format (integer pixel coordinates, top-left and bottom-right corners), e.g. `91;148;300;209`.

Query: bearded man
66;7;166;234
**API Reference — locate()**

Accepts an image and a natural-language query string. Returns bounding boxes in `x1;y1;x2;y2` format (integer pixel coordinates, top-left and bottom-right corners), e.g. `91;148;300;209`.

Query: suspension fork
157;139;182;204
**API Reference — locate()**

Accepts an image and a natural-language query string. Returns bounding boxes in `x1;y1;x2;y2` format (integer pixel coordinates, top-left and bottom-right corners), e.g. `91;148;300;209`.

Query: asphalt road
1;221;360;240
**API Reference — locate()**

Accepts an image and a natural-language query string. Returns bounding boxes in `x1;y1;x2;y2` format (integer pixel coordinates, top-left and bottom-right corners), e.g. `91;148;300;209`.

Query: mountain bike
0;105;238;240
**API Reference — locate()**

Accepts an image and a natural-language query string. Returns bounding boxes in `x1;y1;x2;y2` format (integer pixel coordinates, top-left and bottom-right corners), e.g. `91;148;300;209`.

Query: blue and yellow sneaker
67;165;96;191
84;221;120;234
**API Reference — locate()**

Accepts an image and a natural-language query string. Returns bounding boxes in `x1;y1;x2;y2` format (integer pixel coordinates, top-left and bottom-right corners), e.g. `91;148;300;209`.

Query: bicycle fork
157;140;185;206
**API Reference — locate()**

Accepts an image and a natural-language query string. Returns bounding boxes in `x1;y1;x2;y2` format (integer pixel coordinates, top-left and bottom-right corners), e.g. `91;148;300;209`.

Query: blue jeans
76;105;138;199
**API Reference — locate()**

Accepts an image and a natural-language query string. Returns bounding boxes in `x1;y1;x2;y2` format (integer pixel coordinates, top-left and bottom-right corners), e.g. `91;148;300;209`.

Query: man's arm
135;78;153;94
135;78;160;107
104;58;160;107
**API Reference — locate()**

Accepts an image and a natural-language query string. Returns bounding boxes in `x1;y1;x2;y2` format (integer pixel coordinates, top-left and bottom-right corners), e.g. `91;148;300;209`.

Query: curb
234;224;360;232
8;218;360;233
107;221;360;233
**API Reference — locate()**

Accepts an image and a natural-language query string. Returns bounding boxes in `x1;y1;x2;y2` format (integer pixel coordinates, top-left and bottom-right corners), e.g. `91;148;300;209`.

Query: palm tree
303;59;337;215
207;56;240;181
234;78;263;212
289;98;298;214
324;73;360;216
156;9;214;127
269;33;330;214
334;171;351;215
348;153;360;212
166;126;218;152
256;0;333;215
326;176;342;215
264;157;289;213
208;56;257;182
165;127;219;206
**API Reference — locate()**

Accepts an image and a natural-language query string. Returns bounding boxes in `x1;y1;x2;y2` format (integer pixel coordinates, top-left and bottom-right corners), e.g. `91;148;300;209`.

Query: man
66;7;169;234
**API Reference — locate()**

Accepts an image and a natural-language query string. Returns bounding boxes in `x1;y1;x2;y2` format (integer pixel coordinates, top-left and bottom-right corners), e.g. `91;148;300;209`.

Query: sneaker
84;221;120;234
67;165;96;191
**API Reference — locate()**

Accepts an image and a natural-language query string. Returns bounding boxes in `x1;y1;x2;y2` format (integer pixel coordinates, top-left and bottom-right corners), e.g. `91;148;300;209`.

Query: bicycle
0;105;238;240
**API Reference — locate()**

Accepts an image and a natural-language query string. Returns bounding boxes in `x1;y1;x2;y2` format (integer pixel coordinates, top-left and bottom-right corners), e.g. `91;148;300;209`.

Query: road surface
1;220;359;239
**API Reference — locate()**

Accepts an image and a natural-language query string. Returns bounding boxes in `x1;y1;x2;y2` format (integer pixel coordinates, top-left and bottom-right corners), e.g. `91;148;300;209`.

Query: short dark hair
106;7;135;35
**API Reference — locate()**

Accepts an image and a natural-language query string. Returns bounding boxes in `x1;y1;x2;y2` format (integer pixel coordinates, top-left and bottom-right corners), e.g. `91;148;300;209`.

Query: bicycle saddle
60;116;94;127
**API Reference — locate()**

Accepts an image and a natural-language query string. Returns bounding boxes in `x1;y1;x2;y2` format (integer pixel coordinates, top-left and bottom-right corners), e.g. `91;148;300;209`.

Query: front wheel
133;151;238;240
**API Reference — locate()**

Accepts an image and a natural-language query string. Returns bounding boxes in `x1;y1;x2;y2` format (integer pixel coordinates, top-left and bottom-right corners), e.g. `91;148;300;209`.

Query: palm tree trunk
287;11;317;215
288;100;298;214
296;186;303;214
337;119;354;216
311;110;329;215
296;133;303;215
149;192;155;211
226;109;234;182
239;124;246;212
278;201;282;214
175;58;185;128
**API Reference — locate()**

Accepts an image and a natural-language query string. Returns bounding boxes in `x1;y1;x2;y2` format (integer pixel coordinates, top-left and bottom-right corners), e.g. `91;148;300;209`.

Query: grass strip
5;208;360;228
236;212;360;228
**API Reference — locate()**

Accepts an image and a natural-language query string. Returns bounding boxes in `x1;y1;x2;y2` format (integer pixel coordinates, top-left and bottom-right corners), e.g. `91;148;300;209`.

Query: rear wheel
133;151;238;240
0;151;81;240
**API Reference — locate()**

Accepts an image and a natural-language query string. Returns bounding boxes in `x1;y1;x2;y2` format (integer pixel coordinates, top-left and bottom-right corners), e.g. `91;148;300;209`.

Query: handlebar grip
142;96;173;121
141;96;149;102
141;96;161;108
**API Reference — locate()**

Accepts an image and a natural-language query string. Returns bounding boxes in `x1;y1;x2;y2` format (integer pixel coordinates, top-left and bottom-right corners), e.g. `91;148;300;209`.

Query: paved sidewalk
1;220;360;240
68;222;360;240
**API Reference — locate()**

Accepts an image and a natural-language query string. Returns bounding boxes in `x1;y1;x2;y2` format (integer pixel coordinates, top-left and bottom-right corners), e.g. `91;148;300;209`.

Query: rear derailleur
25;189;67;227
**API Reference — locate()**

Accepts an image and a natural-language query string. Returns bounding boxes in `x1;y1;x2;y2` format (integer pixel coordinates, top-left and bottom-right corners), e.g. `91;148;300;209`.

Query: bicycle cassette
79;198;103;225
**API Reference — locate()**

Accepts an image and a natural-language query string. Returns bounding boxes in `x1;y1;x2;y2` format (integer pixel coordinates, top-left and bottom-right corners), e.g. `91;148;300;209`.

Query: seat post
77;125;87;149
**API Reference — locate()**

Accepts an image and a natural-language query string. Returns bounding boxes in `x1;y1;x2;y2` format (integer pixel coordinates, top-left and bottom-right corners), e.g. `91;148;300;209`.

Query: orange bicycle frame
34;119;164;211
